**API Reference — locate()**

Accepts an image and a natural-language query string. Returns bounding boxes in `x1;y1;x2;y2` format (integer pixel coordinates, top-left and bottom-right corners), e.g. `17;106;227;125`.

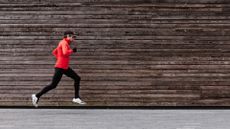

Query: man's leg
64;67;86;104
36;68;63;99
64;67;81;98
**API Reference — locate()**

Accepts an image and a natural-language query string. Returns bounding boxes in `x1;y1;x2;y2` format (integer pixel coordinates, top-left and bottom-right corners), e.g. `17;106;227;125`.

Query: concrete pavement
0;109;229;129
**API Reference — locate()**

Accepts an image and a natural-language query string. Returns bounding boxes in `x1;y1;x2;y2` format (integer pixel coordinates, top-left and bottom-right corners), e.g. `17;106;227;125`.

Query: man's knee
74;76;81;82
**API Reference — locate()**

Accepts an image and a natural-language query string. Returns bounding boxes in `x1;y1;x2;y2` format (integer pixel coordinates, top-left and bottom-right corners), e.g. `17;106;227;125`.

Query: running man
32;31;86;107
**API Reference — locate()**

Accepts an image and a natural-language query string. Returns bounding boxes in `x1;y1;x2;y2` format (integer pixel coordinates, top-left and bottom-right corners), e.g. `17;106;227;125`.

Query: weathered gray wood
0;1;229;106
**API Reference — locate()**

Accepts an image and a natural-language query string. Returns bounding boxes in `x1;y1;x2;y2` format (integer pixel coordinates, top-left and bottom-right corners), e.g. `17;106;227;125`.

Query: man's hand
73;47;77;53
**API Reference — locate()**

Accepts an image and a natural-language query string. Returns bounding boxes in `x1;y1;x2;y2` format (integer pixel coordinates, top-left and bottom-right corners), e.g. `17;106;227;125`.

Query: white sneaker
72;98;86;105
31;94;38;107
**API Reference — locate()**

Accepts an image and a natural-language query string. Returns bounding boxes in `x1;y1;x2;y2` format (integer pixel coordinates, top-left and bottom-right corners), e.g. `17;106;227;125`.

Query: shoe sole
72;101;86;105
31;95;38;107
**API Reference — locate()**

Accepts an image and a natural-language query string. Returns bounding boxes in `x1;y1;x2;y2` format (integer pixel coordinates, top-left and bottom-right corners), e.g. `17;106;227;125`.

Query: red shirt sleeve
62;42;73;56
52;48;58;58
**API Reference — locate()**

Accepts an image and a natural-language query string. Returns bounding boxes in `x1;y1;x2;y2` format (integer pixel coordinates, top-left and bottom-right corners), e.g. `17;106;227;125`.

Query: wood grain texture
0;0;229;106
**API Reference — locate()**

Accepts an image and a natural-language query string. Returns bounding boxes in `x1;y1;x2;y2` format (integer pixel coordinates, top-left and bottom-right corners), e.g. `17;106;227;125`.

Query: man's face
67;34;76;42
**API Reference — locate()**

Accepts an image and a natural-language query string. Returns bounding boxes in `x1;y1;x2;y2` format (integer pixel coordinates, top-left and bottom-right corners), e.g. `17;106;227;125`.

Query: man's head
64;31;76;42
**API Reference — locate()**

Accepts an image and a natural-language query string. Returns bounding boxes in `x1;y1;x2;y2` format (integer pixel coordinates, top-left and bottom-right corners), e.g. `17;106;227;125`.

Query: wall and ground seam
0;0;230;106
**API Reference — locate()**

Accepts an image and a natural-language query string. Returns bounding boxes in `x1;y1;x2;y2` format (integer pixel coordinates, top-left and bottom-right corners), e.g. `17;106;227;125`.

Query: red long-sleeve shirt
52;38;73;69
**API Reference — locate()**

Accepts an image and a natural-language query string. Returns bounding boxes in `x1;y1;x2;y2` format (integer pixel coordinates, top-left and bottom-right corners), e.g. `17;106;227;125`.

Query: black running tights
36;67;81;99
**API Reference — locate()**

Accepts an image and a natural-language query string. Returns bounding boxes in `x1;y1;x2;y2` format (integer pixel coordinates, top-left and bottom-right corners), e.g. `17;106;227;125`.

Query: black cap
64;31;74;36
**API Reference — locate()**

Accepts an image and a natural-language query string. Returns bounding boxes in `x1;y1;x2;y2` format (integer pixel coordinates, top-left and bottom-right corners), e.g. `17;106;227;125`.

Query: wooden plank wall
0;0;230;106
